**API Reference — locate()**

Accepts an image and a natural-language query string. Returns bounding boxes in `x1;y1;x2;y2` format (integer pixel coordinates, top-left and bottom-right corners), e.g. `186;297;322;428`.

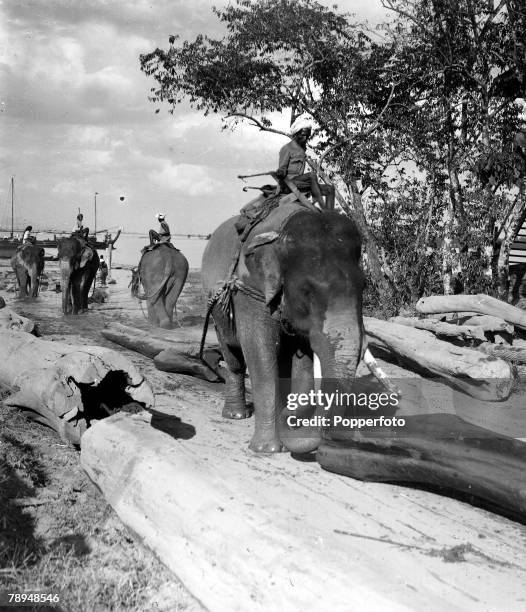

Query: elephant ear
245;231;282;307
79;247;94;268
244;231;280;255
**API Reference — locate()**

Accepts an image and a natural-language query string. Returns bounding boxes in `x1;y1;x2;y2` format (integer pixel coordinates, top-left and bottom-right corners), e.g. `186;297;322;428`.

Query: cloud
1;0;390;236
149;162;222;197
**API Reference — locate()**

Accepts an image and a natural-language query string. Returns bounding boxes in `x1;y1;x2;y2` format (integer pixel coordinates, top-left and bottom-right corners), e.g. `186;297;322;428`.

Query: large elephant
57;236;99;315
10;244;45;298
202;202;364;454
131;244;189;329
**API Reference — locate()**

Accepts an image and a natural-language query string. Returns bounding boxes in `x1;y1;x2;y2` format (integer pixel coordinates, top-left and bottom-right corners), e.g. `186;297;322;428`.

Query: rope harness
198;197;308;360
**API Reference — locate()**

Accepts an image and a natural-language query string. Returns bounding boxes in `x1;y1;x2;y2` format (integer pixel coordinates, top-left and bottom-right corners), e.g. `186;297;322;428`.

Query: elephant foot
249;435;284;454
222;402;252;420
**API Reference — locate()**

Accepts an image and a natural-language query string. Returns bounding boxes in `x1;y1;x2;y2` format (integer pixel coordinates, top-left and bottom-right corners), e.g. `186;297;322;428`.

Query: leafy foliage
141;0;526;307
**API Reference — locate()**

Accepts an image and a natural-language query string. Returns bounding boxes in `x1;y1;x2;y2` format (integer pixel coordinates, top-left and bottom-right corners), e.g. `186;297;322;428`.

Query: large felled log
389;316;486;342
0;330;154;444
81;411;526;611
317;413;526;521
477;343;526;364
364;317;513;401
101;322;222;382
442;314;514;335
416;294;526;330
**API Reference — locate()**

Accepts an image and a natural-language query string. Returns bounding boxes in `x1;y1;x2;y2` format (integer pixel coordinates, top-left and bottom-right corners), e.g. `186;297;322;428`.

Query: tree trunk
496;190;526;300
416;293;526;329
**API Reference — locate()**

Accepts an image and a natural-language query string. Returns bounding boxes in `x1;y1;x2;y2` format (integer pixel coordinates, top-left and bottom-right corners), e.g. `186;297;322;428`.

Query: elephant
57;236;99;315
202;201;365;454
131;244;189;329
11;244;45;298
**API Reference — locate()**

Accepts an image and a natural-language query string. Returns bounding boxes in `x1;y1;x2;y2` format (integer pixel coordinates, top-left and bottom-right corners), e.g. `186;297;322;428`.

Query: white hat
290;116;313;136
155;213;165;219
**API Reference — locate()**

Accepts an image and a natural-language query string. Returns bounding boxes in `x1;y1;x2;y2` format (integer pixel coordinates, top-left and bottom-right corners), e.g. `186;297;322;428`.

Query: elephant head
242;210;365;453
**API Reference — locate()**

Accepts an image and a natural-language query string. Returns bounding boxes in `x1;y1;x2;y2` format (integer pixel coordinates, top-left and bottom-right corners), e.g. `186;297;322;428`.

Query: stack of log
364;293;526;402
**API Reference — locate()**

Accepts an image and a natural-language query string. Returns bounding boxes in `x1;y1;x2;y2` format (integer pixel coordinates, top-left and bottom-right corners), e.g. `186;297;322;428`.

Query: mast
10;177;14;238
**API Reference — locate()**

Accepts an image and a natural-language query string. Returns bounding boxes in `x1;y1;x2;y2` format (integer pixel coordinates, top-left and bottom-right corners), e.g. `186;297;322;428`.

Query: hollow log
416;294;526;330
317;413;526;521
389;316;486;342
101;322;221;381
0;330;154;445
364;317;513;401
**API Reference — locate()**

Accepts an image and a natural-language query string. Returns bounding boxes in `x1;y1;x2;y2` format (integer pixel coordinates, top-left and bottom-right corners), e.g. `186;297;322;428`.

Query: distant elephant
11;244;45;298
57;236;99;315
202;202;364;454
131;244;189;329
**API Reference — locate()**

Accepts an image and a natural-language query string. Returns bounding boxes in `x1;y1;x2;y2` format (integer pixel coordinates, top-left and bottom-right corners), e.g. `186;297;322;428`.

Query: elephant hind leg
214;310;250;420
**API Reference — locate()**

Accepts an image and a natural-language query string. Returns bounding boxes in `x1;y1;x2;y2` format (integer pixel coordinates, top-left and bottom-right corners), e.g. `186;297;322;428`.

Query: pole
11;177;14;238
94;192;98;236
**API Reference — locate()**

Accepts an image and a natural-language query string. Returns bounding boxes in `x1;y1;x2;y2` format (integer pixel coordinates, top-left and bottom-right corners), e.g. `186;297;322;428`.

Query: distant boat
0;177;107;259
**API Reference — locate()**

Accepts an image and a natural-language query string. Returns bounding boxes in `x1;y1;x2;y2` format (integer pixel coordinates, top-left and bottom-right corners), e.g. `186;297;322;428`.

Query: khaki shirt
278;140;306;179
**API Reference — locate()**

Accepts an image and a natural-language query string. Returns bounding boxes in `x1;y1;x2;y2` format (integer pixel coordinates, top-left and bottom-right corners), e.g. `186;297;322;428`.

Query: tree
140;0;399;298
378;0;526;295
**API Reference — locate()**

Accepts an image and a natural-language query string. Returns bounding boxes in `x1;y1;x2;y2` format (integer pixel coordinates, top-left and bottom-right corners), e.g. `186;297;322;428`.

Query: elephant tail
129;268;143;299
130;266;173;302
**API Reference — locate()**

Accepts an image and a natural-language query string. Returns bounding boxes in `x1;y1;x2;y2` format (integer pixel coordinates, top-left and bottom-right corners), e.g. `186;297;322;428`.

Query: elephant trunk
279;302;363;454
60;260;73;315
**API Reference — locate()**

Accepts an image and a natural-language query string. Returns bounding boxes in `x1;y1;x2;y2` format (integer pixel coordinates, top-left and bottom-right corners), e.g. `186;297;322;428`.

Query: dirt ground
2;260;526;611
0;261;206;612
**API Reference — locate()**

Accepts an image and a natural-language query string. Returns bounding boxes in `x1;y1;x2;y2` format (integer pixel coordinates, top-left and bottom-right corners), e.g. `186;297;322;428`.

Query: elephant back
133;245;188;301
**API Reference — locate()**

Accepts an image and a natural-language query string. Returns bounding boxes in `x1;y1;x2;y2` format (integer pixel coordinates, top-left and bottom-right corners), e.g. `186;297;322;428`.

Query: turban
289;117;313;136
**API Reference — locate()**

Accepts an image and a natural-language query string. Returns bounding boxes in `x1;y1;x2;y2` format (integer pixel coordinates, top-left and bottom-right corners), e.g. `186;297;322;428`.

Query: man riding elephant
276;117;335;210
149;213;171;246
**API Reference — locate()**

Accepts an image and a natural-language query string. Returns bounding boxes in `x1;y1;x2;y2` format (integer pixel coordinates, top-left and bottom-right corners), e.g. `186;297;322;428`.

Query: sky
0;0;390;236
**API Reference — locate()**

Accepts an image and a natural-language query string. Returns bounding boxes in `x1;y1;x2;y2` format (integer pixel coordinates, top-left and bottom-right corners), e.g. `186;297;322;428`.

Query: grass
0;402;200;612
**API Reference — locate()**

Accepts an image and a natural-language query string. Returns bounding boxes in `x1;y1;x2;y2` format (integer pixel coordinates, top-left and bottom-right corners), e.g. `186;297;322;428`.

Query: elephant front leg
212;312;249;419
237;298;283;453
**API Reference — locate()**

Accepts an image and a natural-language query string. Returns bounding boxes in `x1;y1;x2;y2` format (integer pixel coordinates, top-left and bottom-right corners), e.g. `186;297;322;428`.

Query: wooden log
446;314;514;335
477;343;526;364
154;348;222;382
364;317;513;401
81;411;526;611
102;322;222;381
0;330;154;445
101;324;175;358
102;322;219;358
389;316;486;342
317;413;526;521
416;294;526;330
0;307;37;334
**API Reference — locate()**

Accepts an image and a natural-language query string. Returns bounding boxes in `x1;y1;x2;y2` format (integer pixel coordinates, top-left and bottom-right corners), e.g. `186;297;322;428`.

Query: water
39;235;208;270
111;236;208;269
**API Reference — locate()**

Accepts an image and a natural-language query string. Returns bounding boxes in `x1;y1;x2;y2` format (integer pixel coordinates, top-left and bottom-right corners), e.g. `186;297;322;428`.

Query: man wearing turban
149;213;171;246
275;118;335;210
